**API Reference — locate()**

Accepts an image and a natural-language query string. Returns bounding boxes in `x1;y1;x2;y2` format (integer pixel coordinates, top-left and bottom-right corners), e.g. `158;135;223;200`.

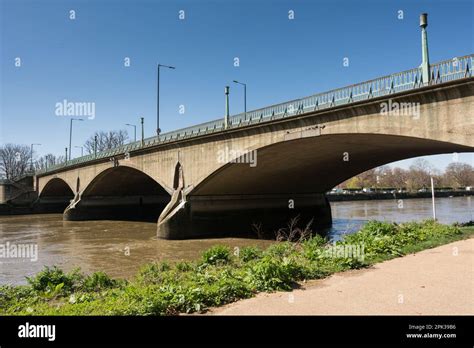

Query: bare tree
34;154;66;171
445;162;474;188
338;159;473;192
84;130;129;154
406;159;433;191
0;144;32;180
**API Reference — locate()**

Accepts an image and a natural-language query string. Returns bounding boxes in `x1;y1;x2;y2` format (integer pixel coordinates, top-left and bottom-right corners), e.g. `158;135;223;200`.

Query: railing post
420;13;430;84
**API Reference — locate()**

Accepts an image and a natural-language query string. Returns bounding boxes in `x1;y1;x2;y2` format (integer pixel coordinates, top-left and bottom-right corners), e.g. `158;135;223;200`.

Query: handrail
36;54;473;175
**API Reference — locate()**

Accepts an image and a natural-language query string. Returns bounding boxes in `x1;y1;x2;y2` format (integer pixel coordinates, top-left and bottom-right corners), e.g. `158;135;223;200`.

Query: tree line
0;130;128;180
339;159;474;191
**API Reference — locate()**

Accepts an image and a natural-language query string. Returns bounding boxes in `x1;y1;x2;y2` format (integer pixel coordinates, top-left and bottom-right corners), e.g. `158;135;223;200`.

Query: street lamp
30;143;41;171
233;80;247;120
157;63;176;137
125;123;137;142
74;146;84;157
140;117;144;146
69;118;84;160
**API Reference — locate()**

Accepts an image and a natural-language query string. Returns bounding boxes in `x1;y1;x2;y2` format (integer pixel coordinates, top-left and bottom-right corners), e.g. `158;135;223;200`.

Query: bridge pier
34;196;72;213
64;195;170;222
157;193;332;239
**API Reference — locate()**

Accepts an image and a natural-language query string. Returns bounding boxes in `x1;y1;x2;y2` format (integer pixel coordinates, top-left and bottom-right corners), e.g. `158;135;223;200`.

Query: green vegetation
1;220;472;316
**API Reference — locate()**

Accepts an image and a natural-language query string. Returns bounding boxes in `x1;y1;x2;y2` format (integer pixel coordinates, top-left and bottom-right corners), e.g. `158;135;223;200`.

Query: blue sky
1;0;473;169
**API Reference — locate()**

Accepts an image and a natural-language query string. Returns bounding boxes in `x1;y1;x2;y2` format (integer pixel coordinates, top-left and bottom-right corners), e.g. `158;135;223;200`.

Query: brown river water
0;197;472;285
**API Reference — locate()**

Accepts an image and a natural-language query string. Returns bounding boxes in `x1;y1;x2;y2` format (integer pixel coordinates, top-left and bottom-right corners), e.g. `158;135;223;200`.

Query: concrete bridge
34;55;474;239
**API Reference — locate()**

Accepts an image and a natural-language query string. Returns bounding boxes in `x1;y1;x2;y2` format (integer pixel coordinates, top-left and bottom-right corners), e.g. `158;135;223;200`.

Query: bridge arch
190;133;473;196
37;177;75;212
65;166;171;222
156;133;473;239
39;177;74;198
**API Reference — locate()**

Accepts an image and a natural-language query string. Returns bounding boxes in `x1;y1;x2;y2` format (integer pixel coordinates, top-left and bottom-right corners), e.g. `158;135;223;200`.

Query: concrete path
210;238;474;315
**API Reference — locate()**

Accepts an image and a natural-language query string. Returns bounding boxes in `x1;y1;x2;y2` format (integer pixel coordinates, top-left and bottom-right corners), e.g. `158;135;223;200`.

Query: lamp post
126;123;137;142
30;143;41;171
141;117;144;146
157;63;176;137
420;13;430;84
75;146;84;157
224;86;230;128
233;80;247;120
69;118;84;160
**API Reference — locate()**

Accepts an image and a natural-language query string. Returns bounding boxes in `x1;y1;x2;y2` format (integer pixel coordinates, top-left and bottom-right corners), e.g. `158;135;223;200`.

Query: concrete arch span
64;166;171;222
157;133;474;239
36;178;75;212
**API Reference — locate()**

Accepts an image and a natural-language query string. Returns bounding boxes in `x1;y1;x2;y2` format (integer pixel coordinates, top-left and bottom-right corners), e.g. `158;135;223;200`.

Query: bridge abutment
157;193;332;239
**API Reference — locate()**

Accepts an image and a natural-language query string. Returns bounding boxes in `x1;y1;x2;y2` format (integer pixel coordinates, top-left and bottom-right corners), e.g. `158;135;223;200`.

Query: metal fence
36;54;473;175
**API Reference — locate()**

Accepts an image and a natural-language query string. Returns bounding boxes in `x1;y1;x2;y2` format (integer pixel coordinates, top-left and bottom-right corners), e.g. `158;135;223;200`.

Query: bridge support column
157;193;332;239
64;195;170;222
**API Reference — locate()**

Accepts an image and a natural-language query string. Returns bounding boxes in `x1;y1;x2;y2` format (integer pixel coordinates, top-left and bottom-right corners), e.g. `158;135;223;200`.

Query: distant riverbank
327;190;473;202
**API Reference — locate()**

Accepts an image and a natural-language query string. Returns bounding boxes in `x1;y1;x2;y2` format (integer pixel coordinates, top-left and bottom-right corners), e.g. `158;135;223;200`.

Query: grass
0;220;472;316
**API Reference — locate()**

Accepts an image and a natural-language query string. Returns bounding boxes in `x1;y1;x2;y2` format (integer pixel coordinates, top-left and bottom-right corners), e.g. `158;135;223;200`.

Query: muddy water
0;196;472;285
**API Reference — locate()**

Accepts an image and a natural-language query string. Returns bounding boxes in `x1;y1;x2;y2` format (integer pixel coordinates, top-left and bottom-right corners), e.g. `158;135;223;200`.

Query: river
0;196;472;285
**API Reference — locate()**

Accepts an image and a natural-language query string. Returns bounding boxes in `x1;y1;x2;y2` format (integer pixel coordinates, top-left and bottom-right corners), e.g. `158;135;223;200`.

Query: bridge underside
157;134;474;239
64;167;171;222
36;178;74;213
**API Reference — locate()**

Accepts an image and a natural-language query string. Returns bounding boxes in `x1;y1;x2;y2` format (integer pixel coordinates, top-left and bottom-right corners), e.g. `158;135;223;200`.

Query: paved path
210;238;474;315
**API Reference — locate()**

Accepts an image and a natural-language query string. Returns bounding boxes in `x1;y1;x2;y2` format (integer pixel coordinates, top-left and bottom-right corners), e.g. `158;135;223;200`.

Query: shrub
239;246;263;262
26;266;83;294
136;262;171;285
82;272;118;291
245;256;301;291
175;261;194;272
201;245;231;265
302;234;328;260
265;241;296;258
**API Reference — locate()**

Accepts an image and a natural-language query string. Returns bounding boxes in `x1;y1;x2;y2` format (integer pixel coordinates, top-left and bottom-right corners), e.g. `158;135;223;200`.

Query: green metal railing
36;54;473;175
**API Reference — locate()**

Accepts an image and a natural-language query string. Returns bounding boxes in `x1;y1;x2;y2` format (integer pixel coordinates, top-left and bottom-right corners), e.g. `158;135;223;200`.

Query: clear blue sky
1;0;472;169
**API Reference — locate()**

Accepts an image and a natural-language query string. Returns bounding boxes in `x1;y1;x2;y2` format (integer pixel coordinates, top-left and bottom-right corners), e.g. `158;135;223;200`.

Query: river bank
327;190;473;202
210;237;474;315
1;221;472;315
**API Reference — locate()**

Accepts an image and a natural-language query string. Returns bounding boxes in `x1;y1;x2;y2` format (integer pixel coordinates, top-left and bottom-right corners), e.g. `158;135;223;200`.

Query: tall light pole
75;146;84;157
157;63;176;138
224;86;230;128
69;118;83;160
30;143;41;171
141;117;144;146
233;80;247;120
126;123;137;142
420;13;430;84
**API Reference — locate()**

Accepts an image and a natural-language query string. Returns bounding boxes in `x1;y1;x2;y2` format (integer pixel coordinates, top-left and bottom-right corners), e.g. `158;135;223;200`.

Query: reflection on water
0;197;472;285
